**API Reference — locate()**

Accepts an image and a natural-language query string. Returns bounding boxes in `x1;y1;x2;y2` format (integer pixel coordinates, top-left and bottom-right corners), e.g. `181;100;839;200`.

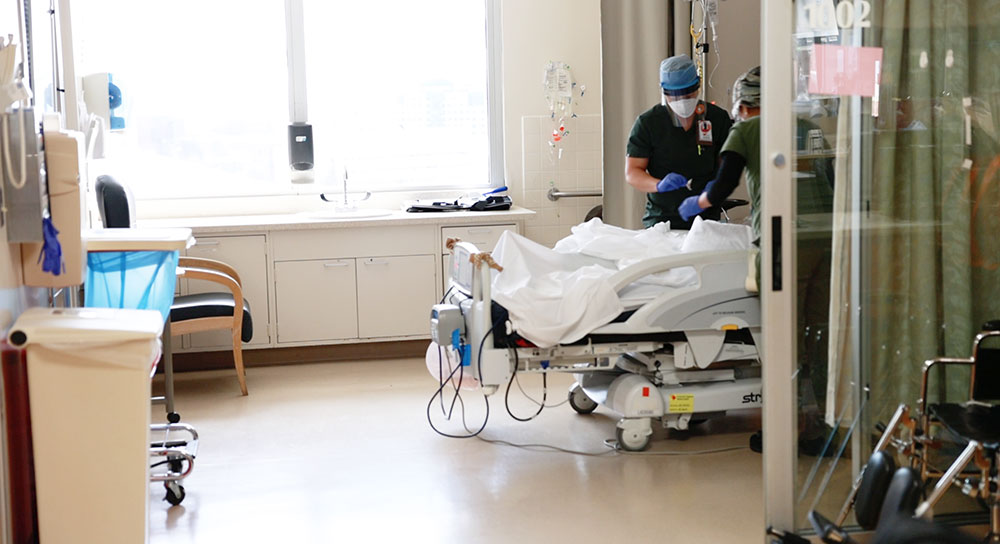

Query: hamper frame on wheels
84;227;199;505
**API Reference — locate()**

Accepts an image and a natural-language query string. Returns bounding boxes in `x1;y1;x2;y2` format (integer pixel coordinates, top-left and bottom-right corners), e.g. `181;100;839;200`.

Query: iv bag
543;61;574;117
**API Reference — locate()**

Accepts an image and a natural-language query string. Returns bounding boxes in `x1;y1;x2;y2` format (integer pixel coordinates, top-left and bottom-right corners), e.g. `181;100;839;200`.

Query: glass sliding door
762;0;1000;536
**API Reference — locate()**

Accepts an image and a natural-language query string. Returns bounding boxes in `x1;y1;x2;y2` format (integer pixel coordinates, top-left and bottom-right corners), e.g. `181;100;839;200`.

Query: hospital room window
72;1;289;199
72;0;499;199
300;0;499;191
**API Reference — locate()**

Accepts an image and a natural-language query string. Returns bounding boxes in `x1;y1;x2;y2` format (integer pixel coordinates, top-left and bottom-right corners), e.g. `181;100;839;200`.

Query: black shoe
749;430;762;453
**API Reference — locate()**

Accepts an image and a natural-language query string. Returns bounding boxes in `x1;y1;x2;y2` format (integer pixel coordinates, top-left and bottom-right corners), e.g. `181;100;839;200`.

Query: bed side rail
607;249;751;293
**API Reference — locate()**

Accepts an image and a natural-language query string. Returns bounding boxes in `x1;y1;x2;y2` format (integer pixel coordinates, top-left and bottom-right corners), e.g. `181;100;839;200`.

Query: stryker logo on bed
742;392;762;404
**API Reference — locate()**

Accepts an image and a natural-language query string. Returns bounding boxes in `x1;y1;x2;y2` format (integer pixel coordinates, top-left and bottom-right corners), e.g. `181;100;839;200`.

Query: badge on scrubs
697;120;713;145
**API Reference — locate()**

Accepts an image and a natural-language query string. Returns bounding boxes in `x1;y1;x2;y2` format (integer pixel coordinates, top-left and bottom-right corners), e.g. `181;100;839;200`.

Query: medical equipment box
430;304;464;345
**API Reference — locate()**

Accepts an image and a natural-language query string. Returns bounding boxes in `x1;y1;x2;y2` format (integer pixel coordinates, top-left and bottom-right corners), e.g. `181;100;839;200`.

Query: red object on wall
3;344;39;544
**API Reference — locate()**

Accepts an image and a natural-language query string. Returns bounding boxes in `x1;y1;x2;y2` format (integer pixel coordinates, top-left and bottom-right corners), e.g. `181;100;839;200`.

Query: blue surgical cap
660;55;700;96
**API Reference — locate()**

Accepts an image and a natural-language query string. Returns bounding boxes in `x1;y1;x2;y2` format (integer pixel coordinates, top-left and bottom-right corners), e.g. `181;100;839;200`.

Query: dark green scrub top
627;102;733;229
721;116;833;242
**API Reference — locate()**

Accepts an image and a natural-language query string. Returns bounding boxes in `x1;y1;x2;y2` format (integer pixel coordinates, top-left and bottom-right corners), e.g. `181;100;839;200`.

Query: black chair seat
171;293;253;343
928;403;1000;449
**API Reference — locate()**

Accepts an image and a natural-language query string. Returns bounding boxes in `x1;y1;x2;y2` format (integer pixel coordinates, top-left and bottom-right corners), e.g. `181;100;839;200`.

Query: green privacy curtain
868;0;1000;418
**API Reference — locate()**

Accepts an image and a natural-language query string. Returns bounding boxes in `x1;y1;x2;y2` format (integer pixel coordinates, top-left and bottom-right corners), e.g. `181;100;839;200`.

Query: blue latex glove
656;172;687;193
679;195;705;222
38;217;63;275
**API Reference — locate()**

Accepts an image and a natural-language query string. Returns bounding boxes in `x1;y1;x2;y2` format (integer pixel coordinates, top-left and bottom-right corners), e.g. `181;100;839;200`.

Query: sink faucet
320;168;371;211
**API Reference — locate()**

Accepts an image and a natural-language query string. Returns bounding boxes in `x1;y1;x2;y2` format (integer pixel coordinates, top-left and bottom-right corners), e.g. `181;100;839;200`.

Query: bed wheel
164;481;186;506
616;421;652;452
568;384;598;415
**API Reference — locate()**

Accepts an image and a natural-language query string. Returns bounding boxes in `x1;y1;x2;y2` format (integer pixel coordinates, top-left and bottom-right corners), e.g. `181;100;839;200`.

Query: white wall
501;0;603;247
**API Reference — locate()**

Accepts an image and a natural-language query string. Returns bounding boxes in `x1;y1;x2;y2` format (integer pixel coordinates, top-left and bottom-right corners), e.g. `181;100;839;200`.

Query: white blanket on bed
490;218;752;347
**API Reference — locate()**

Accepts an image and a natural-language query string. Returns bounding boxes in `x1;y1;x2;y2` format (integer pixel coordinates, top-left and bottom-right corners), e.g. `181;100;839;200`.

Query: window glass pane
74;1;288;198
303;0;490;191
786;0;1000;531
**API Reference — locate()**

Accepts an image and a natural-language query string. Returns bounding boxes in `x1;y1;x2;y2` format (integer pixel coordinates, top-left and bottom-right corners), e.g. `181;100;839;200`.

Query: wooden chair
170;257;252;395
95;175;253;395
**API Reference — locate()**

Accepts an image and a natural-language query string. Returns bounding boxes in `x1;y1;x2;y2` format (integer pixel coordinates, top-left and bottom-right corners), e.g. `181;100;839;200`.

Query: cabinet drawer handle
195;241;220;247
466;227;494;234
364;259;389;266
324;262;350;268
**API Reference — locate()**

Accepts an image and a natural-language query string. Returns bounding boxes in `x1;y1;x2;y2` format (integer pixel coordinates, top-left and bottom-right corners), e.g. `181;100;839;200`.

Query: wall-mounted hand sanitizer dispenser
288;122;314;184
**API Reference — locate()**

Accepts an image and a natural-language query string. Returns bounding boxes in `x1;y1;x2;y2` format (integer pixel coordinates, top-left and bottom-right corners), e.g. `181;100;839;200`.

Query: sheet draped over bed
489;218;753;348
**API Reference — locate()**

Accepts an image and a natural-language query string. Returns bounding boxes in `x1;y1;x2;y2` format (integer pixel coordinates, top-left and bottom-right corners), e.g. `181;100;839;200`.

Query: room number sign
801;0;872;31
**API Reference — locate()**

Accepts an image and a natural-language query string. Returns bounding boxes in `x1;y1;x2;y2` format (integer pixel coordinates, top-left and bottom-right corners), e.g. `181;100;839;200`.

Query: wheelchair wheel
855;451;897;530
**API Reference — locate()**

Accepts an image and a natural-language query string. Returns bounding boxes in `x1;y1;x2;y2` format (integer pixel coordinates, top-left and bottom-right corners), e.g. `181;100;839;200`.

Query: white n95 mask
668;97;699;118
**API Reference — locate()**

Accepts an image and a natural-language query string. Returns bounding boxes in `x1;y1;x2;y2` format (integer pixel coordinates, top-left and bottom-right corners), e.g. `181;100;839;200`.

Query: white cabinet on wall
182;235;270;348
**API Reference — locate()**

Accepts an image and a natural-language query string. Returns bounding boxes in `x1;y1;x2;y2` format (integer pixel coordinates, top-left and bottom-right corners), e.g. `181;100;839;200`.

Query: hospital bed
432;235;762;451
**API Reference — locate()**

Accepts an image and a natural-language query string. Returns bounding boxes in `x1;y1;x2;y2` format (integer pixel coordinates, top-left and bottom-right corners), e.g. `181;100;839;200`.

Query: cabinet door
274;260;358;343
185;235;270;348
356;255;436;338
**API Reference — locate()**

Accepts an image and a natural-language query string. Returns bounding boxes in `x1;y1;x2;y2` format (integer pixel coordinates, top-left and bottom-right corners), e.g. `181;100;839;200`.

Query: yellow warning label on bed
668;393;695;413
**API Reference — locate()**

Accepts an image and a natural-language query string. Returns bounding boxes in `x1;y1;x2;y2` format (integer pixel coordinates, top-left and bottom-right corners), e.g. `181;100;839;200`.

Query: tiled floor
148;357;767;543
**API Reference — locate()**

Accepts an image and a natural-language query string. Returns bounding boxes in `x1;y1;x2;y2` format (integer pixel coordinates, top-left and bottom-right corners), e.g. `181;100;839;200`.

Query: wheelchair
812;320;1000;541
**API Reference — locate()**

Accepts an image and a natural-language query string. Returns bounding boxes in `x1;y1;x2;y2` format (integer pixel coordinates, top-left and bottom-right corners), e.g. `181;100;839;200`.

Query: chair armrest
178;267;243;305
178;257;242;287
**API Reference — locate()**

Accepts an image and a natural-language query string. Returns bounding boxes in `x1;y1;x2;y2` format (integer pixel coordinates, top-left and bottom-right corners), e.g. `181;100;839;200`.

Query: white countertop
137;206;535;234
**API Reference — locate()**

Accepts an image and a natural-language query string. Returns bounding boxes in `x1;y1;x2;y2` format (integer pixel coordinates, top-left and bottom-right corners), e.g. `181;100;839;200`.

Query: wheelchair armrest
919;357;973;417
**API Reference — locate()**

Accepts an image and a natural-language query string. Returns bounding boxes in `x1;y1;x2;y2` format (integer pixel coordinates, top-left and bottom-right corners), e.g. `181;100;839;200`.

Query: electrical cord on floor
462;422;746;457
602;439;748;456
476;435;618;457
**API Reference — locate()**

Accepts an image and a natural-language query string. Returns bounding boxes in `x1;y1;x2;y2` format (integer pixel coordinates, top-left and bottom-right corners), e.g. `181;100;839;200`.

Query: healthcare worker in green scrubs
676;66;836;455
625;54;733;229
